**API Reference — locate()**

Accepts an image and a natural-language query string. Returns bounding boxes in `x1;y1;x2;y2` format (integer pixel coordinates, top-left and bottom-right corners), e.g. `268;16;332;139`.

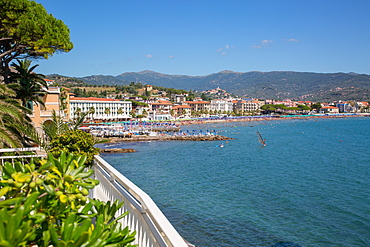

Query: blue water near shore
97;117;370;247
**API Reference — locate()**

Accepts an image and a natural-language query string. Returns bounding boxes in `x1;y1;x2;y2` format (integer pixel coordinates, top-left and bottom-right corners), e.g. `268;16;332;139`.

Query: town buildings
184;100;211;113
29;86;64;128
321;106;340;114
28;82;369;128
210;99;233;113
69;96;132;121
233;99;261;113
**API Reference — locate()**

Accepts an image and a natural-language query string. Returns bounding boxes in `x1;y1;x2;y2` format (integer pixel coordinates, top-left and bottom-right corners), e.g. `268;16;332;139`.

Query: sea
96;116;370;247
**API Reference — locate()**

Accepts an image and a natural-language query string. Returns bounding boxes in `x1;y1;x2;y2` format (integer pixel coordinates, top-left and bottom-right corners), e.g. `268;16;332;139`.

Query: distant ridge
51;70;370;102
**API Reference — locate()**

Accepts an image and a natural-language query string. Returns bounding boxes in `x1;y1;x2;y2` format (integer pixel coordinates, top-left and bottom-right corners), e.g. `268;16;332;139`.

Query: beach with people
93;113;368;144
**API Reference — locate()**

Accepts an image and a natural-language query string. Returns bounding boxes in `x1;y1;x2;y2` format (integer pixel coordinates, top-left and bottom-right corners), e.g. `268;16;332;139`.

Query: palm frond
0;127;22;148
42;110;69;141
70;111;89;130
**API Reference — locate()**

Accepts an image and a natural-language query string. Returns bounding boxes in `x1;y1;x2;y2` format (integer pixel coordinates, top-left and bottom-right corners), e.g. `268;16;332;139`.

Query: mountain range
55;70;370;102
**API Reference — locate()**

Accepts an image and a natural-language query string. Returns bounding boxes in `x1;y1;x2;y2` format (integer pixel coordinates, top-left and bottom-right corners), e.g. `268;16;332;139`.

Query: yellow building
29;86;64;128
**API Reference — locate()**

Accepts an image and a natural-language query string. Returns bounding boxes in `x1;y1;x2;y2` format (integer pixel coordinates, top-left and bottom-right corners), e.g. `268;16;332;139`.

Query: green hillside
46;70;370;102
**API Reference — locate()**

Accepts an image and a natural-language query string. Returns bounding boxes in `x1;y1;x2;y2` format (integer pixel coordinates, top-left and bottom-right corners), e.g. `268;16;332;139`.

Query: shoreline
175;113;369;126
97;114;368;144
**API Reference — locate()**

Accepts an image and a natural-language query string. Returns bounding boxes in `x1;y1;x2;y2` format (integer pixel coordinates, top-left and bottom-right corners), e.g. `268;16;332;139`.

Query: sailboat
256;131;266;146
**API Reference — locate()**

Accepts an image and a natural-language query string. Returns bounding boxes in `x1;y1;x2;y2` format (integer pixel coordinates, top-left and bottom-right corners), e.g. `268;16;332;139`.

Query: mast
256;131;266;146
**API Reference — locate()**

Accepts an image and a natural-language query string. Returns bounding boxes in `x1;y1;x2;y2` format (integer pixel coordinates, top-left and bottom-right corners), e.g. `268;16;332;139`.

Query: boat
256;131;266;146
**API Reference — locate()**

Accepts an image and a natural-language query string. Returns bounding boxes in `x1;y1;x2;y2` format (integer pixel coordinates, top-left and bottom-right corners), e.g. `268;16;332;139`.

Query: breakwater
101;134;233;143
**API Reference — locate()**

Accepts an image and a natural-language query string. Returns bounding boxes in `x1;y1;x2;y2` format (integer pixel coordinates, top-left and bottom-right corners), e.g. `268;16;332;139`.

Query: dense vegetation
0;152;136;246
260;104;311;115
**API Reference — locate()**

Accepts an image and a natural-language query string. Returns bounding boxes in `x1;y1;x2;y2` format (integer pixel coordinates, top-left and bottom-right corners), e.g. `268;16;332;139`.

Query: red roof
184;101;210;104
152;101;173;105
172;105;191;109
70;97;120;102
322;106;338;109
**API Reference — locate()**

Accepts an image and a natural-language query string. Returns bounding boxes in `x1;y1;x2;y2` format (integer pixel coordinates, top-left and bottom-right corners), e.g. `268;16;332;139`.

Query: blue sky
34;0;370;77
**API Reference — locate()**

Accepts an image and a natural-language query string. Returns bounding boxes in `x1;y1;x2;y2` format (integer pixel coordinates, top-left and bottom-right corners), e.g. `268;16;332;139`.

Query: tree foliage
0;0;73;83
127;99;148;108
311;102;322;110
48;130;99;166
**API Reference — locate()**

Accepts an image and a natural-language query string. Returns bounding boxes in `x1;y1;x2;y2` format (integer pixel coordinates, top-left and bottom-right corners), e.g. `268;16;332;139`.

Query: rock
105;134;233;142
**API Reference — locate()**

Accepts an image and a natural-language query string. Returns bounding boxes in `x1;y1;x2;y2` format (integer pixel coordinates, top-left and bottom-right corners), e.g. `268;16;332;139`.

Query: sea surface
97;117;370;247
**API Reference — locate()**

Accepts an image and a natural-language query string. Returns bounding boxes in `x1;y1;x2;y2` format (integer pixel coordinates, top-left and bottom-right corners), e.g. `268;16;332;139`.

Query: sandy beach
98;113;368;144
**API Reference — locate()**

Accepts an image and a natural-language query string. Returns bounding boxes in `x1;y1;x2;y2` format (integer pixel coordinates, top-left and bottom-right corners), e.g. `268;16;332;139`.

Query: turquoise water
97;117;370;246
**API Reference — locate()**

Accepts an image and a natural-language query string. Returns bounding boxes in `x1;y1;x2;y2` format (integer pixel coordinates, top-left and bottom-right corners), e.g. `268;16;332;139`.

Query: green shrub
48;129;99;165
0;152;136;246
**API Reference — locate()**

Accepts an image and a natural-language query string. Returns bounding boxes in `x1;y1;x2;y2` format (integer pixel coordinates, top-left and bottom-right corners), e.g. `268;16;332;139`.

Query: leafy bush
0;152;136;246
48;129;99;165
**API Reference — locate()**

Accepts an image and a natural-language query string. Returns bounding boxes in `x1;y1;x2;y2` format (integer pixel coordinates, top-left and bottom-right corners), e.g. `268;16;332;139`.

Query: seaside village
32;80;370;137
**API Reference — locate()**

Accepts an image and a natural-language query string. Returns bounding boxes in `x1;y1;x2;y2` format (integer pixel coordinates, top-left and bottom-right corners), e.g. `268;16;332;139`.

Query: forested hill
49;70;370;102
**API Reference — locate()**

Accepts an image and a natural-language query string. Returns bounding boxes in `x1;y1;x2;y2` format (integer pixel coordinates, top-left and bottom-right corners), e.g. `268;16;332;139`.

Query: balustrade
0;148;189;247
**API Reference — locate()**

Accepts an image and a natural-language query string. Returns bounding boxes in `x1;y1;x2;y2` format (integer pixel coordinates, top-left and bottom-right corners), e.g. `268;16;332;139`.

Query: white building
69;97;132;121
210;99;234;113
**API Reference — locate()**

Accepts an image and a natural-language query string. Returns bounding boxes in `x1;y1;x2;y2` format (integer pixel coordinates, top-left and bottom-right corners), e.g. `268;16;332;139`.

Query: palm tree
104;107;110;115
9;59;48;109
42;110;90;150
42;110;69;143
0;84;35;148
89;106;95;120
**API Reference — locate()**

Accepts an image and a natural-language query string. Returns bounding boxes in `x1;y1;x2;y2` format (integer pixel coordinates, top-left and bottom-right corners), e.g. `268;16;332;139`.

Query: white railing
0;148;189;247
0;147;47;165
91;155;188;247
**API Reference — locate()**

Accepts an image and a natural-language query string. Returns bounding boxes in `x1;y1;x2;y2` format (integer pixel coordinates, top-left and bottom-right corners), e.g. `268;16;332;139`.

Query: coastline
97;114;368;144
175;113;368;126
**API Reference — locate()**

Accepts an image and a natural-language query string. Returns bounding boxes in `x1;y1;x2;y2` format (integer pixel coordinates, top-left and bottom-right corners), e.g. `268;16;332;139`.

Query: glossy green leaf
0;187;10;198
0;197;23;207
30;212;46;224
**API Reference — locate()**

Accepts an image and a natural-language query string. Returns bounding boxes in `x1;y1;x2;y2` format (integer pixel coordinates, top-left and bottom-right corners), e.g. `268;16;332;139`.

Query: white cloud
146;54;153;58
221;52;227;56
283;38;299;42
217;44;232;52
252;40;273;48
261;40;273;44
168;55;175;58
